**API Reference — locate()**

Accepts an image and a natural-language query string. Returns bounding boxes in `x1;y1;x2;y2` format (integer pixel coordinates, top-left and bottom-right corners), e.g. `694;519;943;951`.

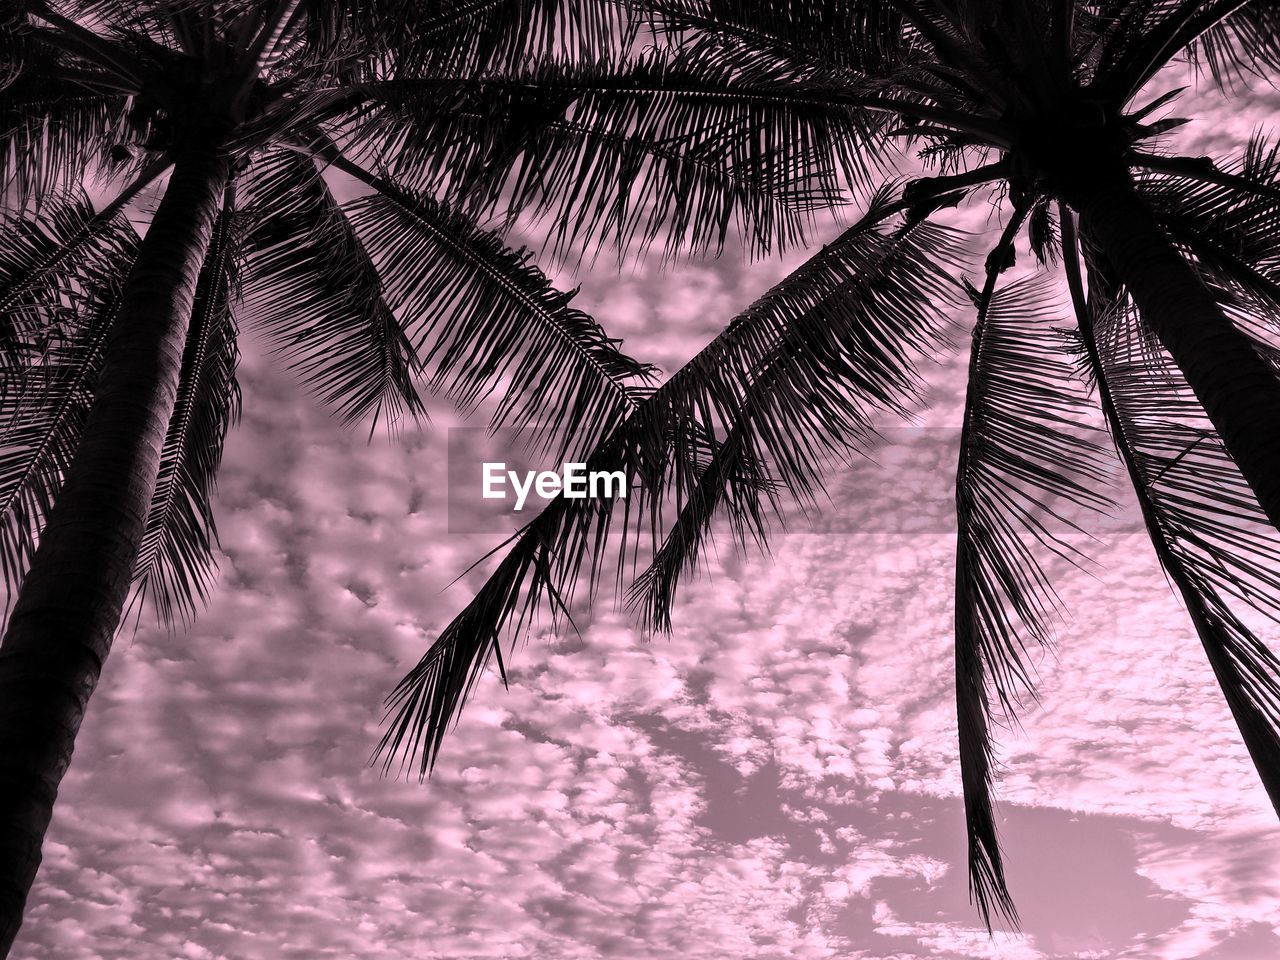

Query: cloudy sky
14;69;1280;960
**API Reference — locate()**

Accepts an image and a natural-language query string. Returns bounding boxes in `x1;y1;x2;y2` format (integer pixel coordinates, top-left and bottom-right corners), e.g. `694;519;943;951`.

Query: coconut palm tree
0;0;851;950
380;0;1280;928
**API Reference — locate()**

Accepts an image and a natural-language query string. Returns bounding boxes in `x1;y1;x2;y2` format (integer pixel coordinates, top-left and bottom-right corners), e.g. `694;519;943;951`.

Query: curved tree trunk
0;143;231;957
1065;167;1280;533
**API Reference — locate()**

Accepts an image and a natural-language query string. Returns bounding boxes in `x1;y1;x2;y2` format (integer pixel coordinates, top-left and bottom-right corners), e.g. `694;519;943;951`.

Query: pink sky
13;72;1280;960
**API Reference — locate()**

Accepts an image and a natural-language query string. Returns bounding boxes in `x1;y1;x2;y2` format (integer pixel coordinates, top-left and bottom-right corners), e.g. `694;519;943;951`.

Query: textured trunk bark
0;143;230;957
1067;167;1280;533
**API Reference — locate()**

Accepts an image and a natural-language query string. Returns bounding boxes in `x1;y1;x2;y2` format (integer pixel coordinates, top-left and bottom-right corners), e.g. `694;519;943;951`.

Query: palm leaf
1104;0;1280;94
374;0;628;74
0;196;138;596
376;190;966;778
127;203;241;627
953;256;1109;927
0;21;137;206
1136;137;1280;337
1067;211;1280;825
331;51;871;259
0;172;159;363
330;158;654;459
628;199;968;630
238;149;425;431
634;0;913;76
495;53;869;260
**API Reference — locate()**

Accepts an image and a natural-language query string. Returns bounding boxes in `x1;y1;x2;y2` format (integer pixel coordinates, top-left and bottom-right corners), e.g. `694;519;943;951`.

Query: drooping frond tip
0;189;139;604
954;261;1110;928
128;203;243;628
375;191;968;778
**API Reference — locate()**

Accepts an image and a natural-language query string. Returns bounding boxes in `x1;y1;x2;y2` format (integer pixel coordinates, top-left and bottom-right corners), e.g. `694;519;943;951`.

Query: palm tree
0;0;847;951
379;0;1280;929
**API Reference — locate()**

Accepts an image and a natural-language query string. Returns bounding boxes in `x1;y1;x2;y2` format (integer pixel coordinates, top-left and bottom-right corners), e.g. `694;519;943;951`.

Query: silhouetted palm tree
0;0;848;951
382;0;1280;927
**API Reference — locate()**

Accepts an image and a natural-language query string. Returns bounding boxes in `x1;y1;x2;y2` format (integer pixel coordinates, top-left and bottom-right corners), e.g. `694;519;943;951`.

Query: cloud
15;67;1280;960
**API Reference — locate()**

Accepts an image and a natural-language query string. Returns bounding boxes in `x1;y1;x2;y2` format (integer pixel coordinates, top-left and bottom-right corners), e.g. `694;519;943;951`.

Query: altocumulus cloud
15;94;1280;960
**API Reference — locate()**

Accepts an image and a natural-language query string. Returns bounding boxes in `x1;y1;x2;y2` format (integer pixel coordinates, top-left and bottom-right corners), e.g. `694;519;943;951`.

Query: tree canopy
381;0;1280;927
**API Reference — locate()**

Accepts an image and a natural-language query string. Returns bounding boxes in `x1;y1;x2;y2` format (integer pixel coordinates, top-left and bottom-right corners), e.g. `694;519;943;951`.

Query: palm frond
0;185;134;363
329;156;654;459
1104;0;1280;97
375;190;967;778
1166;0;1280;88
127;203;241;627
0;197;138;597
1136;137;1280;334
634;0;913;76
495;54;870;260
1068;210;1280;824
627;197;967;630
238;149;425;431
377;0;628;74
953;257;1109;928
0;50;135;207
0;170;160;364
624;421;769;635
333;51;875;260
244;0;625;83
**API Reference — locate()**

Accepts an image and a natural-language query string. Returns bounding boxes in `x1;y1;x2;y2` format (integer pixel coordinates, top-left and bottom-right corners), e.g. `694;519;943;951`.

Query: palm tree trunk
1065;167;1280;533
0;142;231;957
